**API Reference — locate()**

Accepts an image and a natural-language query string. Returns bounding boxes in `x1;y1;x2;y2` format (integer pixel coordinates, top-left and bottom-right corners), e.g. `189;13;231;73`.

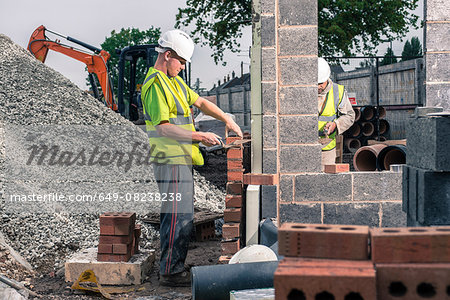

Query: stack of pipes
344;105;389;153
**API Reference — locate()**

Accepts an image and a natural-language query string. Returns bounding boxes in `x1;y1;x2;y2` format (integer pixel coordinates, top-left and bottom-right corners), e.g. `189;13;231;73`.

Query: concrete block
261;0;275;14
278;27;317;56
65;247;155;285
279;57;317;85
370;226;450;263
425;83;450;111
262;185;277;219
323;203;380;227
278;223;369;260
279;86;316;115
416;167;450;225
274;258;376;300
412;106;444;117
425;53;450;83
262;82;276;115
278;0;318;25
279;175;293;202
352;171;402;201
280;145;322;173
279;203;321;224
262;48;276;82
425;23;450;52
407;165;419;222
425;0;450;21
376;263;450;300
262;115;277;148
402;164;409;213
381;202;407;227
406;116;450;171
279;115;317;144
261;16;276;47
262;149;277;174
294;173;352;202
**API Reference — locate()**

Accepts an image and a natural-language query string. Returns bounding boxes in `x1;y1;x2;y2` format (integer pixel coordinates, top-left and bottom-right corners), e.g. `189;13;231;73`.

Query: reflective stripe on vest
141;68;203;165
318;83;344;151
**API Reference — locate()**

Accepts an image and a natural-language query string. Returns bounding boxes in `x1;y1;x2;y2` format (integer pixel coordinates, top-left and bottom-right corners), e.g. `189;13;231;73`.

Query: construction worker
141;29;242;287
318;57;355;166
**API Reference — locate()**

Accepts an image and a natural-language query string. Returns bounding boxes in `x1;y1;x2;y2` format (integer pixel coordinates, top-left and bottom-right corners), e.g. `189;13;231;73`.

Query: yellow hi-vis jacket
319;83;345;151
140;67;204;165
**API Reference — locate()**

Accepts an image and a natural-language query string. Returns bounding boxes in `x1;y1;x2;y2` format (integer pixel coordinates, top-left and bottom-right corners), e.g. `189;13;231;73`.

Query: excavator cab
116;45;191;123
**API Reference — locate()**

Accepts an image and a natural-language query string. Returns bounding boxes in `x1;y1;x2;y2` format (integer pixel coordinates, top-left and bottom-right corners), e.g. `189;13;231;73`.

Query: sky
0;0;252;91
0;0;422;91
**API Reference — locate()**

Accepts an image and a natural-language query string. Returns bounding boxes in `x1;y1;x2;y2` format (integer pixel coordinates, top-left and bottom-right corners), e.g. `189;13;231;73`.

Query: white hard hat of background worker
156;29;195;62
318;57;331;84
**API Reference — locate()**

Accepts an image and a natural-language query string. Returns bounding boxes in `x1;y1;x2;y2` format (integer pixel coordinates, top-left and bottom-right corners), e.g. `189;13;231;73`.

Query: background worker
140;29;242;287
318;57;355;166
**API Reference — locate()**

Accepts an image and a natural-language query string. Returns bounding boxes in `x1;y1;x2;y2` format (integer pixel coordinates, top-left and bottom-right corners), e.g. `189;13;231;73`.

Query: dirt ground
27;153;227;299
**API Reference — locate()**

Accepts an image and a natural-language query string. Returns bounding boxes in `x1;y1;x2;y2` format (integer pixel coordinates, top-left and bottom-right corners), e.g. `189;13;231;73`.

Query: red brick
221;239;240;255
225;195;243;208
97;252;131;262
99;233;133;244
195;220;216;241
224;208;242;223
243;173;278;185
112;243;132;255
226;137;241;144
376;263;450;300
99;212;136;226
134;224;141;254
227;147;243;159
222;223;240;239
370;226;450;263
99;225;115;235
226;182;243;195
218;255;233;264
227;160;243;170
97;243;113;254
324;163;350;173
278;223;370;260
227;169;244;182
274;258;376;300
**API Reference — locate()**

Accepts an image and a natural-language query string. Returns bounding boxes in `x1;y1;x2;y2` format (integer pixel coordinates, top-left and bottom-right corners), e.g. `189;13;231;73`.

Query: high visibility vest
140;68;203;165
318;83;345;151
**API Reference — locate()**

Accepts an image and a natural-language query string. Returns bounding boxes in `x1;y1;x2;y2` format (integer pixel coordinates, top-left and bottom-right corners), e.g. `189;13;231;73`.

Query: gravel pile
0;34;225;275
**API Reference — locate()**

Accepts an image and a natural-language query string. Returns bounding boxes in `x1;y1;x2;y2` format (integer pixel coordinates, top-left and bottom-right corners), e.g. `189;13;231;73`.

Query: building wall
256;0;405;227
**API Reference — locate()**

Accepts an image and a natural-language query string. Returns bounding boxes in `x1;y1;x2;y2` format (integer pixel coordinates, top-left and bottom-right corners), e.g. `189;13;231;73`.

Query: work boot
159;270;191;287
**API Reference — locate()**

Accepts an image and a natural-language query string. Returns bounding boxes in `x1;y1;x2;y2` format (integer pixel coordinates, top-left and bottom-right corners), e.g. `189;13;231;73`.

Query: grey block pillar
424;0;450;110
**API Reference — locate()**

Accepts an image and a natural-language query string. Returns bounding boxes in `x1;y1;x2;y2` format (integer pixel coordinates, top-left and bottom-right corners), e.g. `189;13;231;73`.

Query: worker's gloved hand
324;121;337;135
200;132;223;147
226;119;243;138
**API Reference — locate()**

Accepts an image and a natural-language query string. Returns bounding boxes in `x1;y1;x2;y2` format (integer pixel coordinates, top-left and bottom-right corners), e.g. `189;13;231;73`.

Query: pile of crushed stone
0;34;225;275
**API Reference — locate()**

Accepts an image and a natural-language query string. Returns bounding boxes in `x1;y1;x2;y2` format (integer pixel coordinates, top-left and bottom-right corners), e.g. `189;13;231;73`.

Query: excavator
27;25;117;111
27;25;192;122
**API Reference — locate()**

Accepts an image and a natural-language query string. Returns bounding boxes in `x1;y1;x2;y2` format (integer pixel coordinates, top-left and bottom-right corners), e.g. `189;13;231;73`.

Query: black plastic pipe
191;261;279;300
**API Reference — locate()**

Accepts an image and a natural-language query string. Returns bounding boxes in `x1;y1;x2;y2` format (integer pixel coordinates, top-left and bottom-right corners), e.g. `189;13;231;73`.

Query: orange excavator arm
27;25;117;111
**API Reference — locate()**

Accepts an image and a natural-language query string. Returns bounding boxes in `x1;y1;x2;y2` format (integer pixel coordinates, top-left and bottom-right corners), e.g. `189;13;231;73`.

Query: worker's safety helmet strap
318;57;331;84
158;29;194;62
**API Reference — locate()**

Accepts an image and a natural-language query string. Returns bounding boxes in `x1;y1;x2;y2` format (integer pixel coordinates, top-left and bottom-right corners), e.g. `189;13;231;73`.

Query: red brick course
226;183;243;195
221;239;240;255
370;226;450;263
227;147;243;159
227;169;244;182
225;195;243;208
224;208;242;223
222;223;240;239
324;163;350;173
278;223;370;260
243;173;278;185
274;258;376;300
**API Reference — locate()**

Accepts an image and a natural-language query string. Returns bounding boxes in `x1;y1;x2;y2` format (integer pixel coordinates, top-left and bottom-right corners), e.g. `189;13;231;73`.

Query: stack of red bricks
221;136;245;261
275;223;450;299
275;223;375;299
97;212;141;262
371;226;450;299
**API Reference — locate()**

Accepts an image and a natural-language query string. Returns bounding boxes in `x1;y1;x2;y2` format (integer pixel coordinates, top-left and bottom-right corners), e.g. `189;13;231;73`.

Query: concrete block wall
424;0;450;110
257;0;405;227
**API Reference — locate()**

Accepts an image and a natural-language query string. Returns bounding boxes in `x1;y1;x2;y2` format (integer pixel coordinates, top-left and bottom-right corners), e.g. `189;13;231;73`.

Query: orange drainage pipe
353;144;387;171
378;119;390;135
347;123;362;138
361;105;375;121
354;107;361;122
361;121;375;137
344;138;362;152
377;106;386;119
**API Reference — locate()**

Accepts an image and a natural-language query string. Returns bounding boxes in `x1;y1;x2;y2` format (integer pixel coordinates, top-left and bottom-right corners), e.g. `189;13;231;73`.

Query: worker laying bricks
140;29;242;287
318;57;355;167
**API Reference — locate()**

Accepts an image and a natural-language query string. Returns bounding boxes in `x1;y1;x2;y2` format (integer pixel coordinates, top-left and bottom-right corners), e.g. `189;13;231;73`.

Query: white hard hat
318;57;331;83
157;29;194;62
229;245;278;264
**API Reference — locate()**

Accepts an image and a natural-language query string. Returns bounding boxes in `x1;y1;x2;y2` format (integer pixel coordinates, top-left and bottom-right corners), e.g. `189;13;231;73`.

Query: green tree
175;0;419;63
401;36;422;61
380;47;398;65
87;27;161;99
